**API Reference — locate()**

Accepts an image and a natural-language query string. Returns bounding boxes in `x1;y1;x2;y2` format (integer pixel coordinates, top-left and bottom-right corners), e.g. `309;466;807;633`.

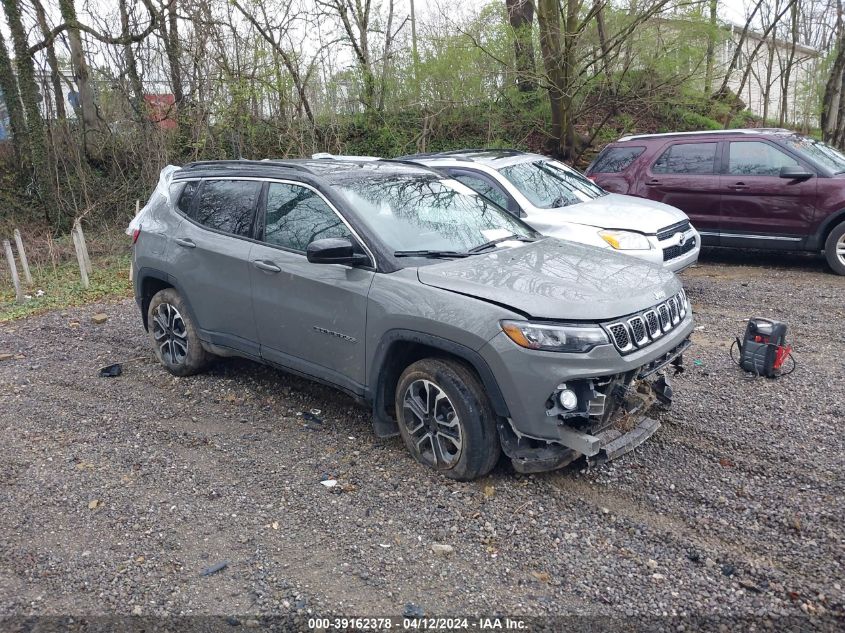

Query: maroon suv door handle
645;179;661;187
728;182;750;191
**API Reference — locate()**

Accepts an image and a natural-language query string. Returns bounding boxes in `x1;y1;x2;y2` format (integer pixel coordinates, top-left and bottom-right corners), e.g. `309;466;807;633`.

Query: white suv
399;149;700;272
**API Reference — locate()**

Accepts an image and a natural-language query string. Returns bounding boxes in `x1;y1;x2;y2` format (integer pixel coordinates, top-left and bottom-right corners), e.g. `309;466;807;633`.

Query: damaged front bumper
496;337;688;474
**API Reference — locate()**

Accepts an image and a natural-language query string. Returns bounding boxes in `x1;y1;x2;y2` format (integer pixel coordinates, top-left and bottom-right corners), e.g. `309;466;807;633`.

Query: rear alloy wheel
825;222;845;276
395;359;500;481
147;288;210;376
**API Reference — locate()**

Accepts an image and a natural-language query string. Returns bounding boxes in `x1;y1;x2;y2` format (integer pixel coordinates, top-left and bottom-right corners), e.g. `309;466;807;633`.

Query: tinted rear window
653;142;718;175
590;146;645;173
193;180;261;237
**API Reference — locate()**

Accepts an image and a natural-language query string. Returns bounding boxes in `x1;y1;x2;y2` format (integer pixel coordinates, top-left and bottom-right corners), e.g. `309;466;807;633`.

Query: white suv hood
537;193;689;234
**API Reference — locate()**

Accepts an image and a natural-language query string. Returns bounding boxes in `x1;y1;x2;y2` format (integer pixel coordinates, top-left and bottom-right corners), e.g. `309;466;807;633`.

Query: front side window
335;175;535;253
728;141;798;176
590;146;645;173
193;180;260;237
498;160;605;209
263;183;351;251
652;142;718;175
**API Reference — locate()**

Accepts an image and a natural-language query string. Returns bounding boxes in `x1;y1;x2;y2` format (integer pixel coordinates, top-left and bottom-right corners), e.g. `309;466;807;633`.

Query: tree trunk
822;36;845;142
32;0;66;120
704;0;717;96
58;0;103;151
762;35;775;121
779;1;799;126
506;0;537;92
0;25;27;163
118;0;146;120
537;0;565;155
0;0;58;222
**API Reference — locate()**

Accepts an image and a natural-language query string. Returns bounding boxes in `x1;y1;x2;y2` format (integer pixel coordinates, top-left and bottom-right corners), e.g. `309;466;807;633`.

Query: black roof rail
181;159;315;174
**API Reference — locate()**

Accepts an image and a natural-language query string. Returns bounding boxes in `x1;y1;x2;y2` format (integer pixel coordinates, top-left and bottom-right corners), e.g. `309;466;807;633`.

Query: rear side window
175;181;199;215
728;141;798;176
652;142;718;175
263;183;351;252
590;146;645;173
193;180;261;237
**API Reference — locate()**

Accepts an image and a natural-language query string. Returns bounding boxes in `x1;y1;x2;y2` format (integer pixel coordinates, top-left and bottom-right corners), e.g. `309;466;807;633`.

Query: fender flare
809;209;845;251
135;267;200;333
369;329;511;438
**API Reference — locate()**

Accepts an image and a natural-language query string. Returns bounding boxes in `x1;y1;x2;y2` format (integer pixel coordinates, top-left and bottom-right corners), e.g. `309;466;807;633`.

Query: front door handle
645;179;661;187
253;260;281;273
174;238;196;248
728;182;749;191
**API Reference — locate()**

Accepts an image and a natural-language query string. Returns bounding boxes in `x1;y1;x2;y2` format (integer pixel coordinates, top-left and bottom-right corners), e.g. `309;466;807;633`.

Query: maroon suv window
590;146;645;173
652;142;718;175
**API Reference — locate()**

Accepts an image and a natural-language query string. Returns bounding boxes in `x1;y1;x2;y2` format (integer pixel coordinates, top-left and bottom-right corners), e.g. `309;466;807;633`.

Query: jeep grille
603;290;689;355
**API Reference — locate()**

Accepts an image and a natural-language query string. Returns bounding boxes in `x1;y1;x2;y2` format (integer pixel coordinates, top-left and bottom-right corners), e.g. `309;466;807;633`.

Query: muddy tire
147;288;210;377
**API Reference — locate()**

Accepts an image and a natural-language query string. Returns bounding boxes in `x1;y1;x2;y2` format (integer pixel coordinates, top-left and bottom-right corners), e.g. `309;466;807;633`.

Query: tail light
132;228;141;244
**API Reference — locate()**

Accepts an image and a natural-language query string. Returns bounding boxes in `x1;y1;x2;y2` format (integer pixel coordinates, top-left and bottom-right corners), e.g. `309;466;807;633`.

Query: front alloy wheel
394;358;500;481
401;379;463;469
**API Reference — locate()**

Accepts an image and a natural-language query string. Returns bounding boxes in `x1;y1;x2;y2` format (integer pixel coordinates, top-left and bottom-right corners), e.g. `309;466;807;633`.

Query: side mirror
306;238;369;266
779;165;813;181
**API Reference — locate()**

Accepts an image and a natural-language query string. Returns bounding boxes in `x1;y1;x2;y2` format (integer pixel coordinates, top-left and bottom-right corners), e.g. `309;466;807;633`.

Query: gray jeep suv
132;159;694;480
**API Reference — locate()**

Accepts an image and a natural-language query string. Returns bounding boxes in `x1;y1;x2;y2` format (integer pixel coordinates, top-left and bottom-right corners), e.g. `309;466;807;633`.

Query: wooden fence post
74;220;92;275
3;239;24;303
13;229;32;285
72;229;90;289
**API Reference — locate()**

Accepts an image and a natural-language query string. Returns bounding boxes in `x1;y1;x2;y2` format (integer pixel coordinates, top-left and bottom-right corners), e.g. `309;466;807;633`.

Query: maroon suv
586;129;845;274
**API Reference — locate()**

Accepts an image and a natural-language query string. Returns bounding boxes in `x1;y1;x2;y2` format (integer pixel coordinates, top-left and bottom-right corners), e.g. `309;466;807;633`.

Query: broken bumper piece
498;415;661;474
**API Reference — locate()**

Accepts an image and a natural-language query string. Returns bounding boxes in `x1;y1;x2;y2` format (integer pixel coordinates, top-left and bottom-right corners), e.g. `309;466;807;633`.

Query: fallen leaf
531;571;551;583
88;499;100;510
719;457;734;468
271;521;279;530
483;485;495;499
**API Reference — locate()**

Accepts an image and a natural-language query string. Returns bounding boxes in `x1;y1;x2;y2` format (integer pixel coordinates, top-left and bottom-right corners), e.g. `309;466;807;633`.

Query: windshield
335;176;537;253
499;160;607;209
782;136;845;174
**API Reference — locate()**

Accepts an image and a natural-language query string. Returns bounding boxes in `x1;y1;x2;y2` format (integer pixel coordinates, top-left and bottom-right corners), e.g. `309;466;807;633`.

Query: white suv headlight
501;321;609;353
598;230;651;251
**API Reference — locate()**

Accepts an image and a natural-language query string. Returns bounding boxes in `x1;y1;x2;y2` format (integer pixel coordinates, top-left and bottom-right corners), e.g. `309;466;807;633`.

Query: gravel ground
0;249;843;630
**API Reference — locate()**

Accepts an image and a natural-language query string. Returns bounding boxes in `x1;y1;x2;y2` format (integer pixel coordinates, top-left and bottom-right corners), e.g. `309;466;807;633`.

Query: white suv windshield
499;160;607;209
336;176;536;253
783;136;845;174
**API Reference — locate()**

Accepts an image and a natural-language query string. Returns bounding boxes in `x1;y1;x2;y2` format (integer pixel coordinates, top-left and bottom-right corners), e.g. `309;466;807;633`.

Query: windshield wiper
394;249;471;258
468;235;535;253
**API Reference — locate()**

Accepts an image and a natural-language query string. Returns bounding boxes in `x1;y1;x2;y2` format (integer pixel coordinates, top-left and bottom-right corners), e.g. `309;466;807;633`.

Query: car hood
543;193;689;233
416;238;681;320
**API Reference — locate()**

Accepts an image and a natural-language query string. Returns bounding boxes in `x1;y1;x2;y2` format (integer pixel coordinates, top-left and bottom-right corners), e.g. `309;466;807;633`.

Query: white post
3;239;23;303
72;229;90;289
74;220;92;275
13;229;32;284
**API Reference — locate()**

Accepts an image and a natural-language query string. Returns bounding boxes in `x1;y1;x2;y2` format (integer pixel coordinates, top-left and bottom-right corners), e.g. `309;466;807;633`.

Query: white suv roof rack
617;128;792;142
312;152;382;161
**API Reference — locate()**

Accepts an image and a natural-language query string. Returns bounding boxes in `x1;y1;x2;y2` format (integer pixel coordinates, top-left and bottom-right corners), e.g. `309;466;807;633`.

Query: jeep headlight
501;321;609;353
598;230;651;251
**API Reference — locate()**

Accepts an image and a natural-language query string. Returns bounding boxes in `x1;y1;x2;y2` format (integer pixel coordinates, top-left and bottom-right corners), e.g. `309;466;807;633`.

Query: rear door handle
253;260;281;273
645;179;661;187
174;238;196;248
728;182;749;191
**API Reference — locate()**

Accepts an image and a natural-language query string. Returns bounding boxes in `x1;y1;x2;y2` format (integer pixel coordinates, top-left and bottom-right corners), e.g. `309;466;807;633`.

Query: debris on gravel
0;251;843;625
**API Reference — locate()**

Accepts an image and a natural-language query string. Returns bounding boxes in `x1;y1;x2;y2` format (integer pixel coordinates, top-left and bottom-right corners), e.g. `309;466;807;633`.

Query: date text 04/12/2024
307;617;527;630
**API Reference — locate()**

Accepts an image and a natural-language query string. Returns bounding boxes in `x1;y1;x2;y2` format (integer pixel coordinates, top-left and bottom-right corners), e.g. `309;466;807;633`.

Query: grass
0;254;134;321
